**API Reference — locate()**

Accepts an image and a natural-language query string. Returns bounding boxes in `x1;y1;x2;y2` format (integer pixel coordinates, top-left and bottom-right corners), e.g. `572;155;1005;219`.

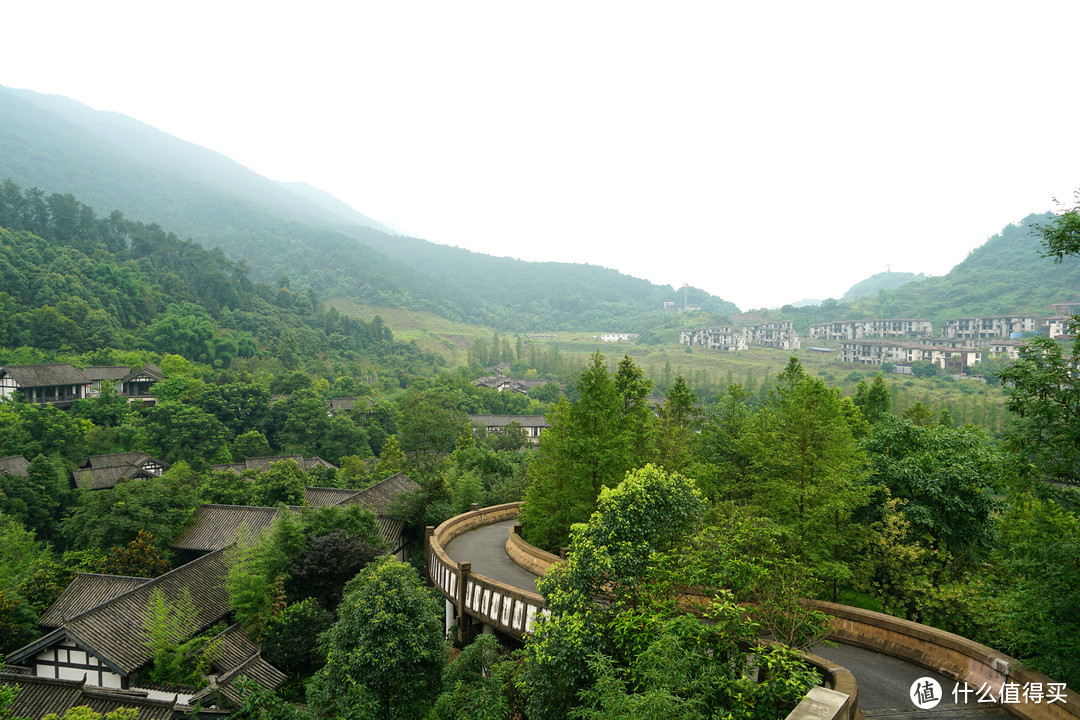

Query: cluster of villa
680;301;1079;372
680;322;802;352
819;302;1079;370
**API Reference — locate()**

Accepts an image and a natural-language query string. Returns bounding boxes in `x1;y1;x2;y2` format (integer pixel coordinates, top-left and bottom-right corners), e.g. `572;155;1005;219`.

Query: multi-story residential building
744;322;801;350
942;316;1037;340
988;339;1028;360
680;326;748;352
809;319;933;341
840;341;983;369
1049;300;1080;317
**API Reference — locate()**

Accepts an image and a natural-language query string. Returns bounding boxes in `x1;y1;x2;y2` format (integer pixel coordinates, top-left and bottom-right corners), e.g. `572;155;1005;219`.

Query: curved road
442;519;540;592
443;520;1014;720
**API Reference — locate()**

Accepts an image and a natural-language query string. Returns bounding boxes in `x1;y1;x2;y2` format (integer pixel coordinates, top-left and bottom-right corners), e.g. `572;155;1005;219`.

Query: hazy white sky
3;1;1079;310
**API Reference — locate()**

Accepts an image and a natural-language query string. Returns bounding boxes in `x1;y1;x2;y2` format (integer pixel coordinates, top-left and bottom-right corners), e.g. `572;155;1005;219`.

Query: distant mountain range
779;214;1080;332
839;271;928;303
0;86;738;330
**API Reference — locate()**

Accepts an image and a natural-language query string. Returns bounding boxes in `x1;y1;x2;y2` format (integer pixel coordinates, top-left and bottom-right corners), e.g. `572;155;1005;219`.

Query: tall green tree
61;466;199;549
313;556;445;720
979;494;1080;686
395;388;469;484
999;332;1080;487
862;416;999;562
658;375;698;473
744;359;870;595
1038;191;1080;261
692;383;754;503
521;353;657;551
523;465;819;720
853;373;891;425
143;401;230;466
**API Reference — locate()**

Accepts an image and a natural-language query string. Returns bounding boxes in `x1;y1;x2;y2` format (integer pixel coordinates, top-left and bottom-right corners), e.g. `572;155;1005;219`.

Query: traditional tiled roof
469;414;550;428
39;574;152;628
120;364;165;383
377;516;407;548
0;455;29;477
82;366;131;382
337;472;420;516
303;486;364;508
72;453;169;490
186;624;287;706
472;376;557;393
209;455;338;474
171;505;283;552
174;474;419;554
0;672;176;720
0;364;91;388
7;549;232;676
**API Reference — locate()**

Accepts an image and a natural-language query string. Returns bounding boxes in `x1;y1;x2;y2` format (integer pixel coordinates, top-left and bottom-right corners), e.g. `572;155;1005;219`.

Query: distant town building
839;340;984;369
809;319;933;341
468;414;550;444
744;322;801;350
988;339;1028;360
680;323;800;351
600;333;639;342
1049;300;1080;317
680;326;748;352
942;316;1037;341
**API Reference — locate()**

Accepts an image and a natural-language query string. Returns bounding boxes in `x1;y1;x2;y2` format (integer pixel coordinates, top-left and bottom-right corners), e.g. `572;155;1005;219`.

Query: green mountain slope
781;214;1080;331
0;86;739;329
0;180;427;373
0;86;481;319
840;271;927;302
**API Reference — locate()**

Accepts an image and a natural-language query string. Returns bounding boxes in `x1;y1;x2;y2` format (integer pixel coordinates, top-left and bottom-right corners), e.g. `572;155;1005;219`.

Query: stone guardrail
503;514;1075;720
426;502;548;640
501;520;860;720
810;600;1079;720
505;524;563;575
436;504;1080;720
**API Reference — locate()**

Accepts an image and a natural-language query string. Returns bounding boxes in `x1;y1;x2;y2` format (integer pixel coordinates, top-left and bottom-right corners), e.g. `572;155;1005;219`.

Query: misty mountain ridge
840;271;928;303
778;213;1080;331
1;85;1074;335
0;85;738;330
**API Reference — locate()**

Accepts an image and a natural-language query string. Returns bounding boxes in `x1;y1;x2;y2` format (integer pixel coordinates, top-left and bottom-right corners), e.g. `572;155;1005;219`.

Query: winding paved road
442;519;1015;720
811;643;1012;720
442;519;541;592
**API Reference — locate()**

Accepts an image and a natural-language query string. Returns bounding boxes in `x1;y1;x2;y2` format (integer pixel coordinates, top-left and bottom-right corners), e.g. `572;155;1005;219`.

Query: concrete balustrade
426;502;548;641
431;503;1077;720
808;600;1079;720
505;523;562;575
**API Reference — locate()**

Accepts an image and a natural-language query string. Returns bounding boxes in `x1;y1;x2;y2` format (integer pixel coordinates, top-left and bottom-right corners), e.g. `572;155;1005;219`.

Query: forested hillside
0;180;435;380
778;213;1080;331
840;270;927;302
0;86;739;330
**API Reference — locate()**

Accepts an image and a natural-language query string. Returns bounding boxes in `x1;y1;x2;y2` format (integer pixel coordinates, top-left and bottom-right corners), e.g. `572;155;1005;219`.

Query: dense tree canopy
521;353;658;550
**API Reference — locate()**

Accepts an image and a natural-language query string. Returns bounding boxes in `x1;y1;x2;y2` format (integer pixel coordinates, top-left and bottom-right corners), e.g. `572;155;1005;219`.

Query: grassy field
328;302;1009;433
326;299;494;365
